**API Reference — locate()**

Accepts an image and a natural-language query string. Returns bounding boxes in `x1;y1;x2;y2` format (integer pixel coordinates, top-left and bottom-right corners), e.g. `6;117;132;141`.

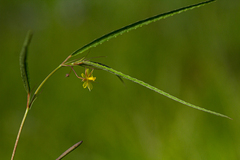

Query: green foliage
6;0;235;159
78;60;230;119
71;0;216;57
64;0;229;119
19;31;32;94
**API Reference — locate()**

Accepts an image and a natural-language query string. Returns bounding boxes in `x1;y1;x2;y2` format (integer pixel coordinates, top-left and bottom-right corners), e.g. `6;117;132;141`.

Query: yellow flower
81;68;96;91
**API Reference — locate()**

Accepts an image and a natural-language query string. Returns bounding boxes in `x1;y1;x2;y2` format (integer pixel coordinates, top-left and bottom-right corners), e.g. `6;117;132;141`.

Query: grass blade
56;141;83;160
20;31;33;93
71;0;215;57
82;61;231;119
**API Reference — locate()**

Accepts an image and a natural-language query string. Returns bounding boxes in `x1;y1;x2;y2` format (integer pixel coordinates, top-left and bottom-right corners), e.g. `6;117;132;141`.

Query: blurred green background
1;0;240;159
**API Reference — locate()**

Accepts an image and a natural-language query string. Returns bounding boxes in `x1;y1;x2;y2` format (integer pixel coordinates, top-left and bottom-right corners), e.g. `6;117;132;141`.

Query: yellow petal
88;76;96;81
87;82;93;91
81;73;85;78
83;82;88;88
85;68;90;75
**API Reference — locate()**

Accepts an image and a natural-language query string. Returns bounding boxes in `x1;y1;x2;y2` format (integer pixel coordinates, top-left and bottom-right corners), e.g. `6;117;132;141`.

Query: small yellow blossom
81;68;96;91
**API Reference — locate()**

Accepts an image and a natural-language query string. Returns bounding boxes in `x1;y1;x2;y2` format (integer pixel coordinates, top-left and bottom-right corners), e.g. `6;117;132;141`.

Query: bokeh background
1;0;240;159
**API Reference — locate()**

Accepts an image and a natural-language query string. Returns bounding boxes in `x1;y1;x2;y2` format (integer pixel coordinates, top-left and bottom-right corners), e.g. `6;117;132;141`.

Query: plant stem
29;65;62;108
11;106;29;160
32;54;72;98
11;63;65;159
34;65;62;95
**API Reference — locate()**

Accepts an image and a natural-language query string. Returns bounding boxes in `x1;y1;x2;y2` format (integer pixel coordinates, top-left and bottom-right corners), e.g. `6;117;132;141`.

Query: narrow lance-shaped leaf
71;0;215;57
82;61;231;119
56;141;83;160
20;31;33;93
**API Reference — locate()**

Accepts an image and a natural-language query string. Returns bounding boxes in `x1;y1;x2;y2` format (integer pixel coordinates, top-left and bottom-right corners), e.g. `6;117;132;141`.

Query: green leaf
20;31;33;93
71;0;215;57
82;61;231;119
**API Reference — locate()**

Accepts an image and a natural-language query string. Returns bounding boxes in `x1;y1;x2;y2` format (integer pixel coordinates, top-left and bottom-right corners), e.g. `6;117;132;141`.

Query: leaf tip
20;30;33;93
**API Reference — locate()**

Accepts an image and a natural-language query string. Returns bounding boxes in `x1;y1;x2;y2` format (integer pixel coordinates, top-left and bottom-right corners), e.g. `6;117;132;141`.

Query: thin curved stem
11;106;29;160
30;65;62;108
32;54;72;97
12;38;72;160
30;55;72;108
34;65;62;95
11;64;64;159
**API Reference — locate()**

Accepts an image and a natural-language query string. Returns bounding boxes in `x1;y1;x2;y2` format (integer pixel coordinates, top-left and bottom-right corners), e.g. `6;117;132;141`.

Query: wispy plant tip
20;31;33;94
